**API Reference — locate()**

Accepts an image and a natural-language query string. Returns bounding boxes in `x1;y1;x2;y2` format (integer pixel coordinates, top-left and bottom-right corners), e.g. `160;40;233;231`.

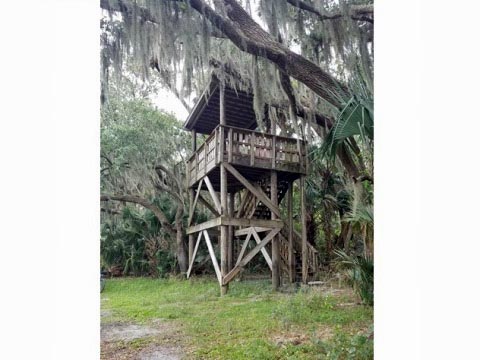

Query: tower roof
183;75;258;135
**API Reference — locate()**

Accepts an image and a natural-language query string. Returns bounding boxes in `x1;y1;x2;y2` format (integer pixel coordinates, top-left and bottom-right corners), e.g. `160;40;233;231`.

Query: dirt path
101;311;185;359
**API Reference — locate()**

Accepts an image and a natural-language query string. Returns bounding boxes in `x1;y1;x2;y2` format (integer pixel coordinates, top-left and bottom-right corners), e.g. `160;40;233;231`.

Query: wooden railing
279;227;318;280
187;130;218;186
187;125;306;187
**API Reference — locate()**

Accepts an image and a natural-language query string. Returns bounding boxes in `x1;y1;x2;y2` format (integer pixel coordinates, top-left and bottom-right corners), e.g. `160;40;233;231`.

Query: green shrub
334;250;373;305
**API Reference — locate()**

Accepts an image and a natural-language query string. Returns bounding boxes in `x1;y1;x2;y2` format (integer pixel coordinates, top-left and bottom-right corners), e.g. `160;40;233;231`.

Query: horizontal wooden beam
187;216;282;234
234;226;272;237
186;217;222;234
221;217;283;228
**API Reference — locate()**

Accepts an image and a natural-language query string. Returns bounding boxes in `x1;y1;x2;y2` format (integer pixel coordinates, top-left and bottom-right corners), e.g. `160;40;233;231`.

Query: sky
152;87;189;122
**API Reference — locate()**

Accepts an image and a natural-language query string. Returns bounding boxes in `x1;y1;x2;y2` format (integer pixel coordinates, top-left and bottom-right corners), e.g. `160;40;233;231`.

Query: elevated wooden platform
187;124;307;190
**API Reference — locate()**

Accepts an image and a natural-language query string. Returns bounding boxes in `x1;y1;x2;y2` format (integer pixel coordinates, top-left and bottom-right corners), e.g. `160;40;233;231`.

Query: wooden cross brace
223;227;281;285
188;175;222;227
223;162;281;218
186;230;222;285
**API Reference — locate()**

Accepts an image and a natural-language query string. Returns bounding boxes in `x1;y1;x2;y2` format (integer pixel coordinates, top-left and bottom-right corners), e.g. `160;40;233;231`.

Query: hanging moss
101;0;373;133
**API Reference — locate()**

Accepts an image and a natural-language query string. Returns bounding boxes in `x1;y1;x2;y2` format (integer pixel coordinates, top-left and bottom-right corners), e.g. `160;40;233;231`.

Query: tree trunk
175;206;188;273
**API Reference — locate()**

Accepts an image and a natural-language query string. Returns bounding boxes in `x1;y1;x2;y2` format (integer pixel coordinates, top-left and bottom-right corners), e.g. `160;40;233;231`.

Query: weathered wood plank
227;192;234;272
287;183;295;283
203;230;222;285
272;136;276;168
220;216;283;228
228;128;233;163
204;176;222;213
250;133;255;166
236;190;250;218
214;128;218;164
301;176;308;284
223;163;280;218
197;194;220;217
186;231;203;278
251;229;272;270
236;228;252;266
186;217;222;234
223;228;280;285
234;226;271;237
219;85;228;295
188;179;204;226
271;170;280;290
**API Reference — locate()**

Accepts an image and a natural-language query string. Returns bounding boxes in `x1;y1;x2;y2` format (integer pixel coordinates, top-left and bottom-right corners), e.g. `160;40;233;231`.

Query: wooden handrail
188;124;305;162
187;124;307;187
218;124;306;144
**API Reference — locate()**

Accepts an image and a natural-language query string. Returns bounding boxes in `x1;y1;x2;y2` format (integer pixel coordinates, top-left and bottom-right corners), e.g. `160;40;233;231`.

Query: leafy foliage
320;93;373;163
334;250;373;306
101;202;177;277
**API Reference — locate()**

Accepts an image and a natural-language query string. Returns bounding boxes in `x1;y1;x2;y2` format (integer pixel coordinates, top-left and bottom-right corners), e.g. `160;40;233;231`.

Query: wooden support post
204;143;207;174
271;136;276;169
192;129;197;151
227;192;234;272
228;128;233;163
219;80;228;295
300;176;308;284
270;113;280;290
287;182;294;283
271;170;280;290
250;132;255;166
189;188;195;265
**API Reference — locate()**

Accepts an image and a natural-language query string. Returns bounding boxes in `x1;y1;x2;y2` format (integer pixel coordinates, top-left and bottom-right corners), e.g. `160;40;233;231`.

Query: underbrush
101;277;373;359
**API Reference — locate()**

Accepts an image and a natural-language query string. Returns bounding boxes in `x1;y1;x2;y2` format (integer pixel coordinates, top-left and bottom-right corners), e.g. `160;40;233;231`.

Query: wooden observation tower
185;75;318;295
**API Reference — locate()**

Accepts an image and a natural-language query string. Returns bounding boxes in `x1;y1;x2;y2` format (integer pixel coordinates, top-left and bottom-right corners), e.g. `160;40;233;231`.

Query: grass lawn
101;277;373;359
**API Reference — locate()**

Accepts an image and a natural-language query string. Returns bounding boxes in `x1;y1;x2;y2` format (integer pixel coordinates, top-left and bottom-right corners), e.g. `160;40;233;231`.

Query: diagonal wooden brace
223;228;281;285
186;231;203;278
203;230;222;285
203;175;222;213
251;229;273;270
188;179;204;226
223;163;280;218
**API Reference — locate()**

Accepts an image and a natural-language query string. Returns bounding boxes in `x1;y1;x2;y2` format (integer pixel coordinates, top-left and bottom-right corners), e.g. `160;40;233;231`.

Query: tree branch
154;164;184;202
100;194;176;236
101;0;348;108
286;0;373;24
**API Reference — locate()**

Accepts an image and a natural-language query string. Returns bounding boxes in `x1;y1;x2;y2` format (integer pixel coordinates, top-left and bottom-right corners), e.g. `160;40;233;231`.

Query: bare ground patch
101;320;186;359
